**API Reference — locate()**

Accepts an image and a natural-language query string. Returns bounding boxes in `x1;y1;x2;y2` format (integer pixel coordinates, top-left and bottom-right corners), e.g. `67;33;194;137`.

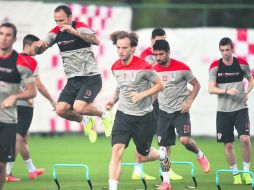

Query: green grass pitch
4;135;254;190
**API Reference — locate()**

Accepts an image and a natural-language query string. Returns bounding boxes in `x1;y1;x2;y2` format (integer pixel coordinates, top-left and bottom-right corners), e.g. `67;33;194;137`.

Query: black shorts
157;110;191;146
111;110;155;156
17;106;34;137
216;108;250;143
58;75;102;106
0;122;16;162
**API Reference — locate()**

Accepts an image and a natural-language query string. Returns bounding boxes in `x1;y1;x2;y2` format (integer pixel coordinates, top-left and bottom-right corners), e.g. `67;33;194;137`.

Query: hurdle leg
159;161;197;188
216;169;254;190
53;163;93;190
122;163;147;190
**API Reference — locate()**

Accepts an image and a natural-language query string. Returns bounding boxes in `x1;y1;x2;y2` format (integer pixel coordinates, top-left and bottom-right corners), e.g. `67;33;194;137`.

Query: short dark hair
153;40;170;52
219;37;233;48
151;27;166;39
110;31;138;47
0;22;17;38
23;34;40;49
54;5;72;16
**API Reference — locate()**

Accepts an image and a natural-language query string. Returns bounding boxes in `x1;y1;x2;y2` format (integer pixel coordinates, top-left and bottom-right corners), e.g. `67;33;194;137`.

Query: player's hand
34;40;49;54
105;101;114;111
34;40;49;48
1;95;17;109
59;24;77;35
226;88;239;95
130;91;144;103
181;99;192;113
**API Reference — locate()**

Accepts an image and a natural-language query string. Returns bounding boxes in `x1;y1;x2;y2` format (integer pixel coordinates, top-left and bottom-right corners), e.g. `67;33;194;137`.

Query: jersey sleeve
184;70;195;83
145;69;160;83
209;61;219;82
44;26;59;45
76;22;95;35
33;65;39;77
238;59;252;79
16;55;34;84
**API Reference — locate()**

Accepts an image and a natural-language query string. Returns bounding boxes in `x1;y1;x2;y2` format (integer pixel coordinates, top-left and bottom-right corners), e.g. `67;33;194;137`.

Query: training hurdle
53;163;93;190
121;162;147;190
159;161;197;188
216;169;254;190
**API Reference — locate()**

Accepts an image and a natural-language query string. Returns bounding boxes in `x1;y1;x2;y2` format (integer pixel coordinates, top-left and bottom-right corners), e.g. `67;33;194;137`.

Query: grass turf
4;135;254;190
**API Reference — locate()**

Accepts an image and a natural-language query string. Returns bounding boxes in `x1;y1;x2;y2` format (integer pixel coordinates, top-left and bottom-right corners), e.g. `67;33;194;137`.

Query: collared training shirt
153;58;195;113
209;57;252;112
0;51;33;123
112;56;159;116
45;21;100;79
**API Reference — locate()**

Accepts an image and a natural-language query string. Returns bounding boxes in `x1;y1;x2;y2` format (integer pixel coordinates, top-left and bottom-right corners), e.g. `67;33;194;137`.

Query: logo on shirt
217;72;240;77
169;73;176;81
0;67;12;73
161;73;176;82
58;40;75;46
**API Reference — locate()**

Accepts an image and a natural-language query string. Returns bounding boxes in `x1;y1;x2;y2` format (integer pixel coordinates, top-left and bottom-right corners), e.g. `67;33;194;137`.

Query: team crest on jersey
169;73;176;81
217;133;222;140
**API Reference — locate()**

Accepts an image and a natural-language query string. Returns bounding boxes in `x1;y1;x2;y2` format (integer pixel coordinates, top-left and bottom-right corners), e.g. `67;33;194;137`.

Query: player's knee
180;136;190;145
56;106;67;117
240;135;250;144
135;153;144;162
224;142;234;150
112;144;124;158
73;105;85;115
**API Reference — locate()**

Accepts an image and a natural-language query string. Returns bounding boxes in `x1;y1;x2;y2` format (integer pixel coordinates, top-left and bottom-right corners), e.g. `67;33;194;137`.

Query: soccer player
208;37;254;185
34;5;113;143
140;27;166;66
132;27;183;181
107;31;170;190
153;40;210;190
6;34;57;182
0;23;37;190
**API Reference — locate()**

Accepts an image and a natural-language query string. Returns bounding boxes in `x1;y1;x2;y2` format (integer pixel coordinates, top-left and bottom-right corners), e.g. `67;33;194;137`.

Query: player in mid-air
6;34;56;182
34;5;113;143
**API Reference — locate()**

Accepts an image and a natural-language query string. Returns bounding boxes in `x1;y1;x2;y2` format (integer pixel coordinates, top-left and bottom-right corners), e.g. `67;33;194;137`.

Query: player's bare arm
244;76;254;102
34;40;49;54
208;81;239;95
76;32;100;45
106;87;120;110
181;78;200;113
1;82;36;109
130;77;164;103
